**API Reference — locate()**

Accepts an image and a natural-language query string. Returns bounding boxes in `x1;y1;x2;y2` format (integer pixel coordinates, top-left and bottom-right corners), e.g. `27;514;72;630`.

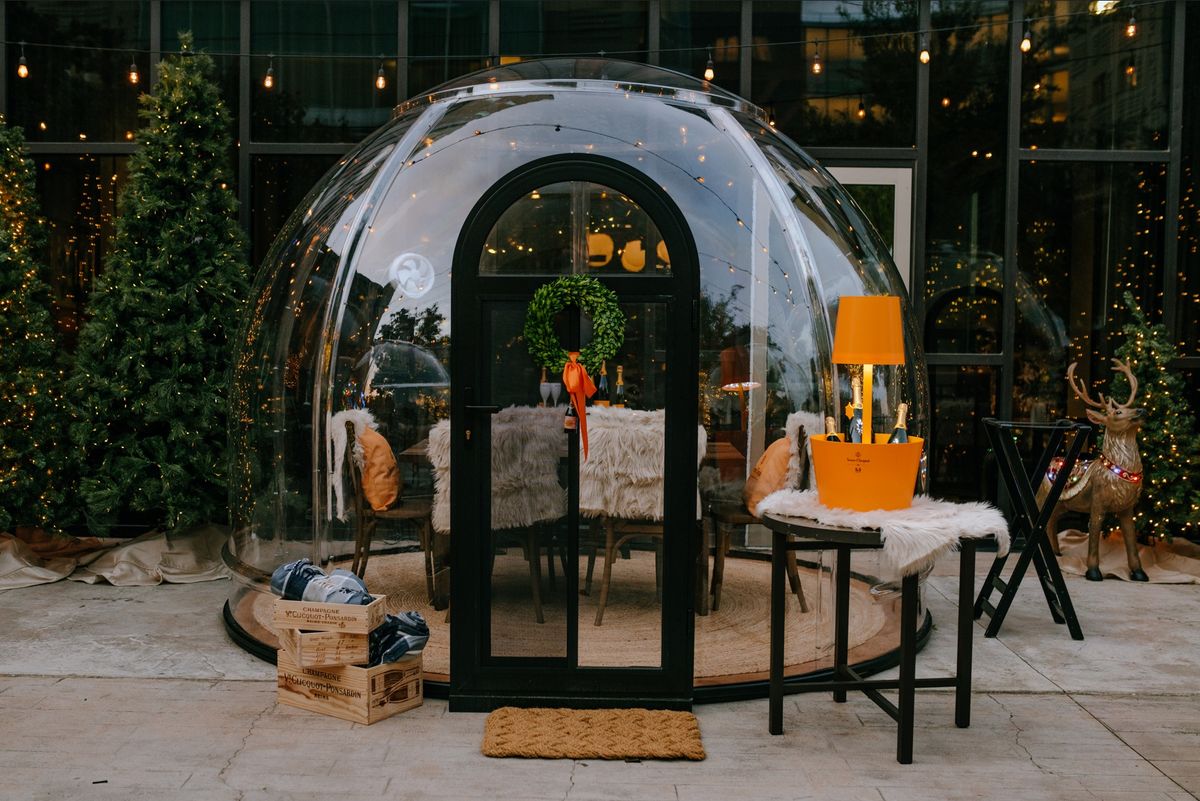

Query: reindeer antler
1110;358;1138;409
1066;362;1107;410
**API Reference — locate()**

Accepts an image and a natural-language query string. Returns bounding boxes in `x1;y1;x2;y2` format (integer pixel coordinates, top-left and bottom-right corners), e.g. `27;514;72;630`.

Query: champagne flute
550;382;562;407
539;382;552;407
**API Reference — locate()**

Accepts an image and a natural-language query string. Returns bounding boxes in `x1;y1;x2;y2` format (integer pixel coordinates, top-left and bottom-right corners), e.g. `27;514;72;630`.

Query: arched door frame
448;154;700;711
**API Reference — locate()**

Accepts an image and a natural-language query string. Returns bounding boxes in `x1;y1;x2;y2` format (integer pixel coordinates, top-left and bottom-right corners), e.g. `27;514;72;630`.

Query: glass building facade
3;0;1197;503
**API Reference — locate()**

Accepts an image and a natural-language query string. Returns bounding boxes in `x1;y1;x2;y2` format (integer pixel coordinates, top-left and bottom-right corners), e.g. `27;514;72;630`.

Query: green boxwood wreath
523;275;625;374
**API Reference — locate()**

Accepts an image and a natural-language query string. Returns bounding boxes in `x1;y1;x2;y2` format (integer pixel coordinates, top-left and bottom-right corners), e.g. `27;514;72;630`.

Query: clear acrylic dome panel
226;58;928;663
225;107;424;645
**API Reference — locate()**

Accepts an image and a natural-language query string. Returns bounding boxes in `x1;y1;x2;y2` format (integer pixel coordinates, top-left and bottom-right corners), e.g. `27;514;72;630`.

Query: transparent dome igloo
225;58;928;686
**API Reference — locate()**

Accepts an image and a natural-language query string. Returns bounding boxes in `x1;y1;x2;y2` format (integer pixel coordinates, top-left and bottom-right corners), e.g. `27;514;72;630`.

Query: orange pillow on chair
358;426;401;511
742;437;792;513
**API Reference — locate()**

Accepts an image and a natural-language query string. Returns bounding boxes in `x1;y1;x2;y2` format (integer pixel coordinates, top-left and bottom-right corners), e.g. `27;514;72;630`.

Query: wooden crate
277;626;369;668
276;650;422;725
273;594;387;634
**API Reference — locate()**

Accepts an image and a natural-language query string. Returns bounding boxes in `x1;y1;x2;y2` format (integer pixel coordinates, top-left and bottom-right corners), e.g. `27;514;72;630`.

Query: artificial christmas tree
69;35;248;535
1106;291;1200;540
0;117;68;532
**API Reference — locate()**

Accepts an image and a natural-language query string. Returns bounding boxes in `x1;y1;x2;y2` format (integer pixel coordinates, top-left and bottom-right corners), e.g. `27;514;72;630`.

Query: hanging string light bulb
767;105;777;128
811;43;822;75
918;34;931;64
128;57;139;85
1125;11;1137;38
857;97;867;119
17;41;29;79
375;55;386;90
1020;21;1032;53
703;48;715;81
263;54;275;90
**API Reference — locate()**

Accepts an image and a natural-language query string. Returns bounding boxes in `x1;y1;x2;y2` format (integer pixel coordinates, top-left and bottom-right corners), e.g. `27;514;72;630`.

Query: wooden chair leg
711;521;730;611
355;516;375;579
594;519;617;626
785;548;809;613
527;530;545;624
419;519;435;605
583;519;599;596
545;527;557;593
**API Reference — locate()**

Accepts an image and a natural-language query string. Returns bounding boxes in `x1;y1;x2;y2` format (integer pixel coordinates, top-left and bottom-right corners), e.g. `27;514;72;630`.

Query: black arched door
449;156;698;710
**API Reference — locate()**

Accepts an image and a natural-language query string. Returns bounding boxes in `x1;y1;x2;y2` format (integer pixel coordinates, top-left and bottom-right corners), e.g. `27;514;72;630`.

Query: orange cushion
743;437;792;514
359;426;400;511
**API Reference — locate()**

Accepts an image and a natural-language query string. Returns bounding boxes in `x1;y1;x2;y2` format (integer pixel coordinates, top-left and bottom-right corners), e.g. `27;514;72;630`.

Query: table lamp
831;295;905;444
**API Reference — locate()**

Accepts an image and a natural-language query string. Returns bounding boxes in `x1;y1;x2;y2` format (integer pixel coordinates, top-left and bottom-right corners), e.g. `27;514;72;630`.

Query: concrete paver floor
1;554;1197;801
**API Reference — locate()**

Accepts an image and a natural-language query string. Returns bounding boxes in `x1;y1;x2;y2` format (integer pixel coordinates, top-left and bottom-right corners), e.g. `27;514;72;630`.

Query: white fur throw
578;406;707;521
755;489;1009;577
426;405;707;531
330;409;375;521
426;406;566;534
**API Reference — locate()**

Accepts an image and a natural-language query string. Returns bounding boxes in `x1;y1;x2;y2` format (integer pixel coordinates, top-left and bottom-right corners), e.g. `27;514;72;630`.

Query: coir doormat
481;707;705;760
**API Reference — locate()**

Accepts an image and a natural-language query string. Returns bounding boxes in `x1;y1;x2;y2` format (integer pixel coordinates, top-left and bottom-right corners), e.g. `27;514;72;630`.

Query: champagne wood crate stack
274;595;423;725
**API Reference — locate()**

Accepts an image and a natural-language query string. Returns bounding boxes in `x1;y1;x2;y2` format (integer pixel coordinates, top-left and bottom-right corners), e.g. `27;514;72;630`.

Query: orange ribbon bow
562;351;597;459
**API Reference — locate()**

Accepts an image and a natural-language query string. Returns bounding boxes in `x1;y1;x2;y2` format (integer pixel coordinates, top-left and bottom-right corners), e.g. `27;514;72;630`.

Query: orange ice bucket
809;435;924;512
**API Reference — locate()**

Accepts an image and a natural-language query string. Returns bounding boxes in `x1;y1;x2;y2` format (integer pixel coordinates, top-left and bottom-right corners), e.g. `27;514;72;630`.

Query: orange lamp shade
831;295;906;365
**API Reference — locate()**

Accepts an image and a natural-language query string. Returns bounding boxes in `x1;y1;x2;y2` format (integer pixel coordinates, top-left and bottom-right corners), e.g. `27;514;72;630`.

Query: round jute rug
249;549;898;686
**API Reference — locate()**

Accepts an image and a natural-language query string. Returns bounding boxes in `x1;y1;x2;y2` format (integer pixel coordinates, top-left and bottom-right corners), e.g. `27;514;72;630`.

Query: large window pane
35;155;128;344
7;2;149;142
500;2;648;64
252;155;341;265
251;1;397;142
1021;0;1171;150
929;365;998;501
1015;161;1166;420
408;1;489;97
751;0;917;146
1178;1;1200;355
924;0;1008;353
660;0;740;94
163;1;240;130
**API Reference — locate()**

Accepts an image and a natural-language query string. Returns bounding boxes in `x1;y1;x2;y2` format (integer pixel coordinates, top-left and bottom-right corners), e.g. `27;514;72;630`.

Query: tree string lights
0;114;69;532
66;33;249;535
1106;292;1200;541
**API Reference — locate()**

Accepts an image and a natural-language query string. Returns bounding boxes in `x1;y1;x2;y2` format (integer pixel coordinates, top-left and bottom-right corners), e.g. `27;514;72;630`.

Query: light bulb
811;48;822;75
919;45;931;64
17;42;28;79
1020;27;1032;53
263;56;275;90
703;48;715;82
375;67;386;90
128;61;139;85
1125;14;1137;37
857;100;866;119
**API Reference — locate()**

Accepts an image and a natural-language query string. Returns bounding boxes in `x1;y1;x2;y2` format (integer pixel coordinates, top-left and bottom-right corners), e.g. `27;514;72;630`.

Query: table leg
769;529;786;735
833;544;851;703
956;539;976;728
897;571;918;764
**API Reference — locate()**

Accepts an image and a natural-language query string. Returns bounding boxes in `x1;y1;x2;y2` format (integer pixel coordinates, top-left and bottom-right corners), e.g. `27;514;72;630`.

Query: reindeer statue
1041;359;1148;582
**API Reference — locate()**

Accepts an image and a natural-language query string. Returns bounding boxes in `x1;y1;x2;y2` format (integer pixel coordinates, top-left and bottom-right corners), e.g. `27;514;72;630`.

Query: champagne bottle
614;365;626;407
594;361;610;406
824;416;841;443
848;374;864;444
564;398;578;430
887;402;909;444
